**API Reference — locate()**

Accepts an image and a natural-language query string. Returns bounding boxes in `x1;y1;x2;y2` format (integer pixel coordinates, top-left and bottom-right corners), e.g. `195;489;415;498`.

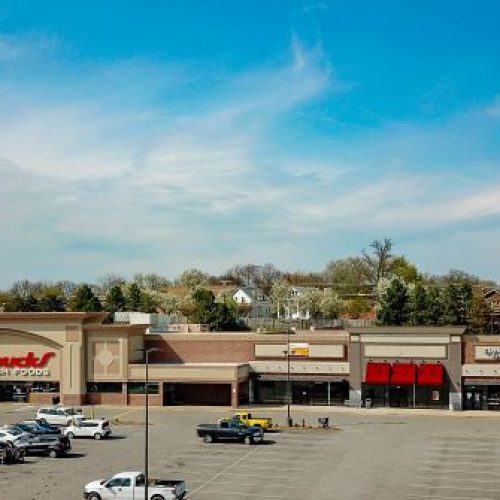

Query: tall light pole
139;347;163;500
287;325;292;426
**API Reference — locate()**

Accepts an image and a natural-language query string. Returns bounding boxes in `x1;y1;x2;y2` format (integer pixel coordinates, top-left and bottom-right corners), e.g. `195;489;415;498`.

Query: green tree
408;283;428;325
426;287;444;325
139;292;158;313
70;285;102;312
391;256;422;284
324;257;371;294
468;295;492;335
105;285;126;313
378;278;409;325
190;288;217;324
442;284;472;325
38;287;66;312
126;283;143;311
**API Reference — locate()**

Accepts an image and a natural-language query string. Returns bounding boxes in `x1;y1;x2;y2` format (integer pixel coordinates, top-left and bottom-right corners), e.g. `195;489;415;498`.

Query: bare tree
362;238;394;285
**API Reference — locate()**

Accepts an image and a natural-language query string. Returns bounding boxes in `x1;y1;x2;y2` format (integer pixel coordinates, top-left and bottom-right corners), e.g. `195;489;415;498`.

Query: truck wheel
151;496;165;500
204;434;213;443
244;436;253;445
48;449;58;459
66;432;74;439
87;493;101;500
94;433;102;440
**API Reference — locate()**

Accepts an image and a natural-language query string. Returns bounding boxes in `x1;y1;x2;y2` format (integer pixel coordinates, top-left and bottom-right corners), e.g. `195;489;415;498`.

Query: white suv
37;407;84;426
63;419;111;440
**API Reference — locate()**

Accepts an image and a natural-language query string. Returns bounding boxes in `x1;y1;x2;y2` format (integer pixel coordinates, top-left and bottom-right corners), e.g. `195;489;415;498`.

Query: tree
105;285;126;313
378;278;409;325
10;280;44;299
70;285;102;312
408;284;428;325
344;297;371;319
38;287;66;312
177;268;209;289
442;284;472;325
190;288;217;324
425;287;444;325
303;289;323;319
319;289;345;319
391;256;422;284
363;238;394;286
468;295;492;335
139;291;158;314
98;273;127;292
324;257;371;294
126;283;143;311
133;273;170;290
270;280;290;318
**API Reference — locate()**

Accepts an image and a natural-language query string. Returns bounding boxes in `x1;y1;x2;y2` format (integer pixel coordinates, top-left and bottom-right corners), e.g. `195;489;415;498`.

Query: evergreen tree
105;285;126;313
38;287;66;312
442;284;472;325
377;278;409;325
70;285;102;312
139;292;157;314
126;283;143;311
408;283;428;325
426;287;444;325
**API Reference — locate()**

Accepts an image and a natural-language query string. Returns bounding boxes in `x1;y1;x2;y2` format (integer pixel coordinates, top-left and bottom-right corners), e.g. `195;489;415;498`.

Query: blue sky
0;0;499;286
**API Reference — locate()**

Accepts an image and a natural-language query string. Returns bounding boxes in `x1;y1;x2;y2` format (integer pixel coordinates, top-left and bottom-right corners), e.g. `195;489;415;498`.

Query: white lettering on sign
0;368;51;377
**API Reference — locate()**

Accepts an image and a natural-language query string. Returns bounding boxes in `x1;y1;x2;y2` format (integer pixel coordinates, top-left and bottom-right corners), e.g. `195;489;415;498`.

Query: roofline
0;312;108;324
348;326;466;335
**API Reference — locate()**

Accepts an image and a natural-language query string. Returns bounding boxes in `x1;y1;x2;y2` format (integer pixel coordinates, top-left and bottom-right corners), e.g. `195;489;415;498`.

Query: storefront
462;338;500;411
348;326;465;410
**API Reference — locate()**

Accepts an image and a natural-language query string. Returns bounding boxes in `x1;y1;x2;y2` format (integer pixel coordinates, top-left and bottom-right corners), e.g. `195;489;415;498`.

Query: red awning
365;362;390;385
418;364;444;386
391;363;417;385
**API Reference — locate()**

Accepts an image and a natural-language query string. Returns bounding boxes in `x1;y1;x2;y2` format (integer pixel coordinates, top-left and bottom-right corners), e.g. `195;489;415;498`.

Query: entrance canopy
365;362;390;385
417;363;444;386
391;363;417;385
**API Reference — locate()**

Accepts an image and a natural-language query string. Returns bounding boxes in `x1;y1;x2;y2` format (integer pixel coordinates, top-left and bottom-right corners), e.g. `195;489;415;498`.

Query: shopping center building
0;312;499;411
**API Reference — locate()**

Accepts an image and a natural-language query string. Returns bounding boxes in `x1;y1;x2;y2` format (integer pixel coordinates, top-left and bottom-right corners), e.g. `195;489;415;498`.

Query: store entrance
389;386;410;408
464;389;484;410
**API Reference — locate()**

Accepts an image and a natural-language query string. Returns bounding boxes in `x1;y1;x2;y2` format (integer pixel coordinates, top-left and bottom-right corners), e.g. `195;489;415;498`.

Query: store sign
475;346;500;361
290;343;310;357
0;351;56;377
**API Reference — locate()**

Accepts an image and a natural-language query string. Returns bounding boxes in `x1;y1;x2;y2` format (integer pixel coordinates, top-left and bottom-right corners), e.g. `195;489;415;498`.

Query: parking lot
2;404;500;500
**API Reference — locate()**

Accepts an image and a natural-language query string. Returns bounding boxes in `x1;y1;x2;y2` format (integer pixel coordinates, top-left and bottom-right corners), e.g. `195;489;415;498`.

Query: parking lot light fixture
135;347;164;500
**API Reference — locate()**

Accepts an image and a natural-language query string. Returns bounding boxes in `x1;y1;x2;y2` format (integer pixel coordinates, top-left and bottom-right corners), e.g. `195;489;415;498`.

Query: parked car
16;434;71;458
227;411;273;430
196;420;264;444
84;471;186;500
36;406;84;426
11;421;61;435
64;419;111;440
0;442;25;464
0;427;29;445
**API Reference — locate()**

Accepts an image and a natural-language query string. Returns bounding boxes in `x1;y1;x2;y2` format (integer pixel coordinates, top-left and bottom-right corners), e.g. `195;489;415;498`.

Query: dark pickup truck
16;434;71;458
196;421;264;444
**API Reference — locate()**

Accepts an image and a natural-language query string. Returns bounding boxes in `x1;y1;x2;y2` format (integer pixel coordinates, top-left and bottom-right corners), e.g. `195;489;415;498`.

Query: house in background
232;286;272;319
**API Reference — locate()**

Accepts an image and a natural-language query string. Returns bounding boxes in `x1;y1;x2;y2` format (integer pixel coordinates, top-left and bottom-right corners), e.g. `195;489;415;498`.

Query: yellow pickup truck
230;412;273;430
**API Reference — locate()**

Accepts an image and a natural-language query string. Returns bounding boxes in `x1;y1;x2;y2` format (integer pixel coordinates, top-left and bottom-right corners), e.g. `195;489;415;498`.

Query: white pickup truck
84;471;186;500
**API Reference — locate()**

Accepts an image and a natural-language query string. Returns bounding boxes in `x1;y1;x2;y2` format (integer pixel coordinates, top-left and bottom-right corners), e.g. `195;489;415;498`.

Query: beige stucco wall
128;364;242;382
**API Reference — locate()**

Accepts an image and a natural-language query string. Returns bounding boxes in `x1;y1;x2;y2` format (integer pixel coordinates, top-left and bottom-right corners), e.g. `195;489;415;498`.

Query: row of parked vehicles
0;405;113;464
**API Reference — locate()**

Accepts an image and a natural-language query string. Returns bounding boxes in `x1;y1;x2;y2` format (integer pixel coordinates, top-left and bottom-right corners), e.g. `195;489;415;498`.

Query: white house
232;287;272;319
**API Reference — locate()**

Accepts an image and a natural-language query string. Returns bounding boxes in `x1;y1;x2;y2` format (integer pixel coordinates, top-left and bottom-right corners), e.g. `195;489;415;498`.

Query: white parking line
191;489;283;498
411;484;500;494
186;446;258;498
417;467;500;477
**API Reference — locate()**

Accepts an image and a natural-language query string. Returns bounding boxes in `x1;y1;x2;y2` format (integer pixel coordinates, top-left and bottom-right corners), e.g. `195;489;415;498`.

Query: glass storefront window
87;382;123;393
127;382;159;394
